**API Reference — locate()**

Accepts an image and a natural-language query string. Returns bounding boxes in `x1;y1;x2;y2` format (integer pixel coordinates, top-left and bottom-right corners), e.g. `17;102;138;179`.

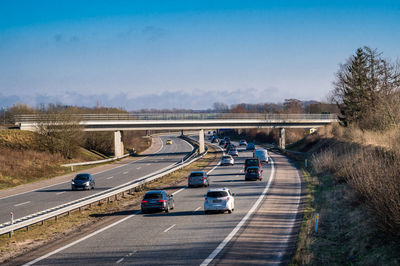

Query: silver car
204;188;235;214
228;148;239;157
221;155;234;166
188;171;209;187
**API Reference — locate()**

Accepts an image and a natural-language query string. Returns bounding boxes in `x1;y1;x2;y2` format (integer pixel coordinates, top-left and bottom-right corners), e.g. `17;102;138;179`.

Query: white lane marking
172;186;187;196
116;258;124;264
106;176;114;180
193;207;201;212
23;211;141;266
123;171;129;174
56;192;66;195
146;163;151;166
200;157;276;266
14;201;31;207
163;224;176;233
136;167;141;170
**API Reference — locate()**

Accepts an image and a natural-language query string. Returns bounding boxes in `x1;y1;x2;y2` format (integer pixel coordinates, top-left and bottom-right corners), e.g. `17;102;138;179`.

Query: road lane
0;135;193;224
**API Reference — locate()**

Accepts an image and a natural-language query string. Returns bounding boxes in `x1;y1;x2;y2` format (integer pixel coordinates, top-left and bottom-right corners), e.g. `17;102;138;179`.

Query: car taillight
226;197;229;201
141;200;148;203
158;199;167;203
203;177;207;179
205;198;208;203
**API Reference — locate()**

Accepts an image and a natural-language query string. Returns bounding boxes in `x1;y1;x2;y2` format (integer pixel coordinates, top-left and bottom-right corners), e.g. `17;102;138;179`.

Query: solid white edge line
200;156;276;266
0;136;166;201
23;211;141;266
163;224;176;233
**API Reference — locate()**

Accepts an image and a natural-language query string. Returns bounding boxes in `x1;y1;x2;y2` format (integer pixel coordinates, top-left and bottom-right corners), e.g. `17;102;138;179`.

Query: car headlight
71;181;75;185
85;181;90;185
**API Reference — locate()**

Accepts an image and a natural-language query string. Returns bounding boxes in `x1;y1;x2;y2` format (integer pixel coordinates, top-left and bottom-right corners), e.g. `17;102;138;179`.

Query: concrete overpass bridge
14;113;337;156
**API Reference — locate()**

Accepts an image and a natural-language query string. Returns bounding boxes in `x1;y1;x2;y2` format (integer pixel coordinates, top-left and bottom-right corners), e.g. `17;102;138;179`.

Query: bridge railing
14;113;337;122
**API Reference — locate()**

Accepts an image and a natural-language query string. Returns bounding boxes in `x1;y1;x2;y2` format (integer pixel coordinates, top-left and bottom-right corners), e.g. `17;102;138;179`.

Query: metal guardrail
0;137;205;237
13;113;338;122
61;153;131;170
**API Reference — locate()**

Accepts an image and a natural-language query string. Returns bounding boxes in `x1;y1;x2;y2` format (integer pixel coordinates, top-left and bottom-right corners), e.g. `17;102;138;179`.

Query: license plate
213;200;221;203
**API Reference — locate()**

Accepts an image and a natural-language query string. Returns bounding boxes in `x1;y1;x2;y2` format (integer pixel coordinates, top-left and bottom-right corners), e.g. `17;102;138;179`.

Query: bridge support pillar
199;129;205;154
279;128;286;149
180;130;184;136
114;130;124;157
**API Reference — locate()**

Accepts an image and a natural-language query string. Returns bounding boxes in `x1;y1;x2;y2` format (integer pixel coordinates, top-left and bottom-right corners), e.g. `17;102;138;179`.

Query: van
253;149;269;163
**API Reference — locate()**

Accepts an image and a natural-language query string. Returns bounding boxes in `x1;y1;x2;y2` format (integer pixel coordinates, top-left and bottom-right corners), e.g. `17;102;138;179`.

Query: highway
19;137;303;265
0;135;193;225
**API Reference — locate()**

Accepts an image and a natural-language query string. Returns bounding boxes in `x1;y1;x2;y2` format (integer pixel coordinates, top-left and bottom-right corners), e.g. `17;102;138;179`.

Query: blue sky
0;0;399;110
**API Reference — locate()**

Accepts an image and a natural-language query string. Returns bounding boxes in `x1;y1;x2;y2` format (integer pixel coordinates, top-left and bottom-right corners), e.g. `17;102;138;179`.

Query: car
204;188;235;214
246;142;256;150
71;173;95;190
221;155;234;166
253;149;269;163
188;171;209;187
239;139;247;146
245;166;263;181
141;190;174;213
228;148;239;157
244;158;262;171
219;139;226;146
211;137;220;143
166;139;173;145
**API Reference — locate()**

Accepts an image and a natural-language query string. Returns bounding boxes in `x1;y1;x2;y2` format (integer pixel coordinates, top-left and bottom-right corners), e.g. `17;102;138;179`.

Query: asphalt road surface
22;137;303;265
0;135;193;224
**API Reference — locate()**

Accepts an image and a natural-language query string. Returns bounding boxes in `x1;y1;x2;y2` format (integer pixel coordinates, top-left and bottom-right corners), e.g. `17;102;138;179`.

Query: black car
141;190;174;213
219;139;226;145
245;166;263;181
246;142;256;150
71;173;95;190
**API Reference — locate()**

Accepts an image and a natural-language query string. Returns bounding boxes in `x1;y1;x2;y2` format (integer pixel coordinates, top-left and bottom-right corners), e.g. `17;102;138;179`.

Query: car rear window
190;172;204;177
246;159;259;165
222;156;231;159
207;191;228;198
144;193;163;199
247;168;259;173
74;174;90;180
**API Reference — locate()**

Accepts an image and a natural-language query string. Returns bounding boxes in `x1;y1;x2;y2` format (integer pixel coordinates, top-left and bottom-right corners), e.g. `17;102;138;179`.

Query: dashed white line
56;191;66;195
123;171;129;174
146;163;151;166
193;207;201;212
106;176;114;180
116;258;124;264
136;167;142;170
163;224;176;233
172;186;187;195
14;201;31;207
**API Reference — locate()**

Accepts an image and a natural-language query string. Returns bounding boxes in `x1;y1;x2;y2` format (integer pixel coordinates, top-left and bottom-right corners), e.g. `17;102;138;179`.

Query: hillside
0;130;103;190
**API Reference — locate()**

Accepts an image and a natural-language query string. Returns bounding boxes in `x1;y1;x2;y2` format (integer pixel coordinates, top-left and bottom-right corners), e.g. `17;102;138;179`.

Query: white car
204;188;235;214
221;155;234;166
253;149;269;163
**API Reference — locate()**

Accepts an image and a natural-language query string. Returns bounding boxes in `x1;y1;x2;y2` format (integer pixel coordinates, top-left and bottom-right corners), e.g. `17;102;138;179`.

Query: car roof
190;171;206;174
145;190;165;194
207;187;229;192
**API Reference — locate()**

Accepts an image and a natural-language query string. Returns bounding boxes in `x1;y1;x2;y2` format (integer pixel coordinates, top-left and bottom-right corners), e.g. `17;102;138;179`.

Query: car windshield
74;175;89;180
207;191;228;198
190;172;204;177
222;156;231;159
247;168;259;173
144;193;163;199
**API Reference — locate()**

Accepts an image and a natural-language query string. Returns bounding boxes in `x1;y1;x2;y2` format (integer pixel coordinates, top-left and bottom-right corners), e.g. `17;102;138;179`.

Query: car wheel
165;206;169;213
228;209;232;214
205;210;210;215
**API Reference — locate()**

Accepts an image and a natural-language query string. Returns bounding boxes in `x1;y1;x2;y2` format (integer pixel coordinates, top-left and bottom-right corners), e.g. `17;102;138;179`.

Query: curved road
0;135;193;224
20;137;304;265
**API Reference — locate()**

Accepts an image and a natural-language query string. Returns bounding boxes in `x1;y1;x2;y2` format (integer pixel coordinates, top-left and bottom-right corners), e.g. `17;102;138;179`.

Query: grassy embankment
290;126;400;265
0;130;151;190
0;142;219;264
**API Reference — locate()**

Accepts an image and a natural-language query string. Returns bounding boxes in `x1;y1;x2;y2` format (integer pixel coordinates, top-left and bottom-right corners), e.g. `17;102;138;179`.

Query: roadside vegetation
292;47;400;265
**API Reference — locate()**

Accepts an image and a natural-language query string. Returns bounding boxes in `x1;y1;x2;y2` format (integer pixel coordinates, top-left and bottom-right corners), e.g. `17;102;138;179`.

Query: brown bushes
311;140;400;235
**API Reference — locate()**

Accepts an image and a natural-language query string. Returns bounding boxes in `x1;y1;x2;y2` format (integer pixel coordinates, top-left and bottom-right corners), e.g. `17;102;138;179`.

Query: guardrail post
9;212;14;237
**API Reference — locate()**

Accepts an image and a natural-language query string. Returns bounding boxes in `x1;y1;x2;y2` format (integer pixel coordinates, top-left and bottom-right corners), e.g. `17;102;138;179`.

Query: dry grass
0;143;219;264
